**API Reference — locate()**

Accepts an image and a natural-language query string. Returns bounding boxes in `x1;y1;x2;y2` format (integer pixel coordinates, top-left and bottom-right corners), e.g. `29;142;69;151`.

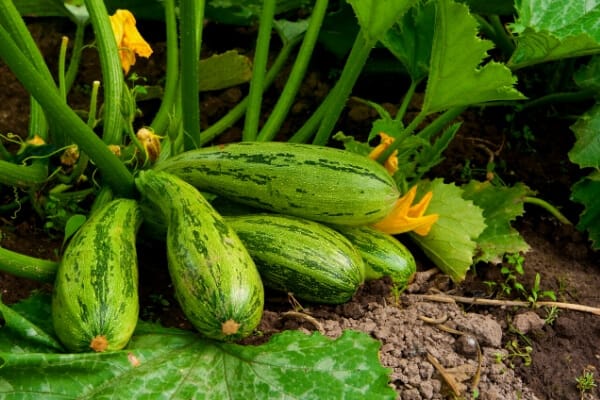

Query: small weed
576;367;597;399
486;253;556;308
543;306;560;325
501;336;533;368
527;272;557;306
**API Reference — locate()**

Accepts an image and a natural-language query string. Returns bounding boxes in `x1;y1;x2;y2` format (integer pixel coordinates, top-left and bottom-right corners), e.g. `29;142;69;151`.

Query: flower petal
109;9;153;74
372;186;438;236
368;132;399;175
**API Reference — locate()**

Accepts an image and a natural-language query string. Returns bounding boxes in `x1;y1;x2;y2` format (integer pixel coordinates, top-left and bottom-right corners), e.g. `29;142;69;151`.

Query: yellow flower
136;127;161;163
26;135;45;146
372;185;439;236
109;10;153;74
368;132;398;175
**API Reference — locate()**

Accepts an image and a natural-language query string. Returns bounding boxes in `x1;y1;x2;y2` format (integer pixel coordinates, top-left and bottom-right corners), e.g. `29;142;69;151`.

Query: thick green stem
58;36;68;101
256;0;328;142
377;106;467;163
287;100;329;143
0;160;47;187
418;106;467;141
180;0;204;150
0;245;58;283
243;0;276;141
84;0;124;145
395;79;418;123
487;15;515;58
523;196;572;225
150;0;179;135
312;31;375;145
65;20;87;92
520;88;597;111
199;36;300;146
0;0;55;140
0;25;134;197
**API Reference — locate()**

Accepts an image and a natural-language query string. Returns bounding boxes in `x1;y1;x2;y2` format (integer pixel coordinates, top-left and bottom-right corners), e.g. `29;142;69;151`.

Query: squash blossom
373;185;439;236
368;132;438;236
109;10;153;74
368;132;398;175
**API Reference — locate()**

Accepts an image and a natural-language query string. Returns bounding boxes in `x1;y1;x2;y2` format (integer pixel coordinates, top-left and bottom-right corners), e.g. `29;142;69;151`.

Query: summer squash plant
0;0;599;397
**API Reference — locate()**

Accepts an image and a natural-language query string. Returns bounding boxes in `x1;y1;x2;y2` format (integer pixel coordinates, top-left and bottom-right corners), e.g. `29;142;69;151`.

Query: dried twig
280;311;324;334
412;293;600;316
426;352;462;397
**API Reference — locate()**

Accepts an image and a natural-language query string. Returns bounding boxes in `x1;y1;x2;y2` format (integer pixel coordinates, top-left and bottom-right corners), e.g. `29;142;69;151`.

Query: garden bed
1;14;599;400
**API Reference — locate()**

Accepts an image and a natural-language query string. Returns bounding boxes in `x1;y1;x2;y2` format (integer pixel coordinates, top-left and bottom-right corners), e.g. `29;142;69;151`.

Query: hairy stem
0;246;58;283
180;0;204;150
257;0;329;142
243;0;276;141
0;25;134;196
84;0;124;145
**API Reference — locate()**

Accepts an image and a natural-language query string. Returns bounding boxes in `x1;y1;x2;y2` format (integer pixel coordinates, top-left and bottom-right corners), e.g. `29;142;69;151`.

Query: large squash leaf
509;0;600;68
571;172;600;250
569;104;600;169
422;0;525;114
462;181;530;264
409;179;486;282
0;294;396;399
347;0;418;43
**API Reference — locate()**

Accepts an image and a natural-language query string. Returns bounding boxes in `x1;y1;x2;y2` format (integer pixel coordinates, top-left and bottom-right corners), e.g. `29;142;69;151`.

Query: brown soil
1;18;599;400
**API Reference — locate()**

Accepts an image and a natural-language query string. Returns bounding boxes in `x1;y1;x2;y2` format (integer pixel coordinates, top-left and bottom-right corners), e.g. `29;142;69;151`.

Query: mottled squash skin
225;214;365;304
52;199;142;352
153;141;400;226
135;170;264;341
335;226;416;290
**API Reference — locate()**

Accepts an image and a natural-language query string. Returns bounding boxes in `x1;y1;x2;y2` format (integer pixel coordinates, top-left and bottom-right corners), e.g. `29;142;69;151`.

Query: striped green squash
225;214;365;304
135;170;264;341
335;226;416;289
52;199;142;352
153;141;399;226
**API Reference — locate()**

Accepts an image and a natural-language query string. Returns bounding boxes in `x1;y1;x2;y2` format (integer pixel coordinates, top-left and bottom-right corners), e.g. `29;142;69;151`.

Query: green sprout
576;369;597;399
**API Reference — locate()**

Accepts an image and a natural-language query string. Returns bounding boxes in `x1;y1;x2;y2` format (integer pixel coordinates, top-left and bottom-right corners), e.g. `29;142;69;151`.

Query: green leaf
422;0;526;114
456;0;516;15
14;0;71;18
62;214;86;247
509;0;600;68
347;0;418;43
205;0;313;25
569;104;600;169
462;181;530;264
0;295;63;353
571;172;600;250
0;296;396;399
198;50;253;91
409;179;486;282
574;55;600;91
273;18;309;44
380;1;436;83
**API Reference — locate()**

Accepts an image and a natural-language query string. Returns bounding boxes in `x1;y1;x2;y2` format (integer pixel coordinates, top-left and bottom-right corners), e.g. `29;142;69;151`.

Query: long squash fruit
224;214;365;304
135;170;264;341
52;199;142;352
152;141;399;226
334;226;416;290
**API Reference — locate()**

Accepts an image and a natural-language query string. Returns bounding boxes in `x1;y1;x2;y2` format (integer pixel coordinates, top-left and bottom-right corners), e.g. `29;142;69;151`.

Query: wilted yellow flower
60;145;79;167
109;9;153;74
368;132;398;175
26;135;45;146
107;144;122;157
136;127;161;163
372;185;439;236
